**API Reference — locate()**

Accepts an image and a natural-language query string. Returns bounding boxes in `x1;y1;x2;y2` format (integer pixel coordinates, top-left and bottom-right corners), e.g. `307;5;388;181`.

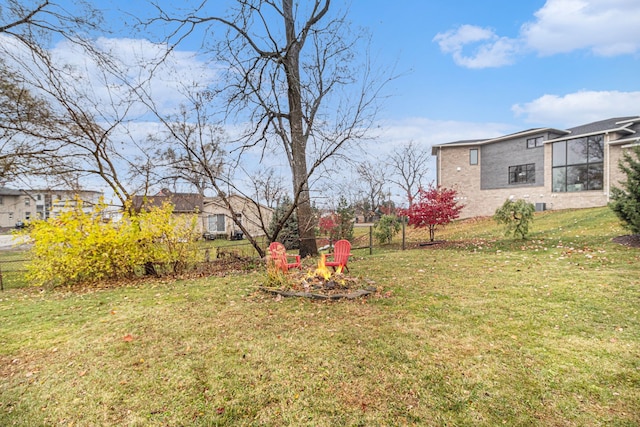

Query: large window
552;136;603;192
509;163;535;184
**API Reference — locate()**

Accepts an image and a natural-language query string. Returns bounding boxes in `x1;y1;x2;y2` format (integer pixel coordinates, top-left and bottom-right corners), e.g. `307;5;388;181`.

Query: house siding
0;189;102;228
202;195;273;238
480;136;545;189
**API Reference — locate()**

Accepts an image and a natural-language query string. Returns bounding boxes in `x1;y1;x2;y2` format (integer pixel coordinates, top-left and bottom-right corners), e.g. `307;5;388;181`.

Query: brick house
431;116;640;218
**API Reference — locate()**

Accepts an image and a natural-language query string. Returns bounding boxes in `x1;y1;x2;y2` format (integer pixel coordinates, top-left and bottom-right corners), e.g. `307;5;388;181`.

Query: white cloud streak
512;90;640;126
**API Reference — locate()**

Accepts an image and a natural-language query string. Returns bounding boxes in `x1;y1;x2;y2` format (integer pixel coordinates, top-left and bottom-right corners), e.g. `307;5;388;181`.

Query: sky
349;0;640;136
5;0;640;204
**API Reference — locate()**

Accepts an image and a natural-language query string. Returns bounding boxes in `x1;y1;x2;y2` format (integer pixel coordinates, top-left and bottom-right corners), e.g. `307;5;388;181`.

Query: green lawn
1;207;639;426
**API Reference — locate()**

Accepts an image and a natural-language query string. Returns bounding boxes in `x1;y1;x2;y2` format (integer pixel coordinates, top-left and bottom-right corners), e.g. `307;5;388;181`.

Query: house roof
204;194;274;213
0;187;24;196
132;189;204;213
430;127;567;155
546;116;640;143
0;187;103;197
566;116;639;136
432;116;640;154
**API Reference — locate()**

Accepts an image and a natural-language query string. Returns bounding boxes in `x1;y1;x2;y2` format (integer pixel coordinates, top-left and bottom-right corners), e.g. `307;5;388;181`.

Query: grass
1;207;639;425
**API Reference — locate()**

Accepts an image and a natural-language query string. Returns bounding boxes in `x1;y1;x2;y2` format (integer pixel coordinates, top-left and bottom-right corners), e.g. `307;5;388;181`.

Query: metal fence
0;225;408;290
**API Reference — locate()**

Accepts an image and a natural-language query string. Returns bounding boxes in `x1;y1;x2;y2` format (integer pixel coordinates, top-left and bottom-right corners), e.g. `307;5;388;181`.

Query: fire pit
261;256;377;300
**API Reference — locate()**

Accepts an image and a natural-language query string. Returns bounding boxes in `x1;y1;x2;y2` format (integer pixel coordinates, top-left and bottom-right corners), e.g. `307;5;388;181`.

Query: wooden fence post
369;226;373;255
402;219;406;250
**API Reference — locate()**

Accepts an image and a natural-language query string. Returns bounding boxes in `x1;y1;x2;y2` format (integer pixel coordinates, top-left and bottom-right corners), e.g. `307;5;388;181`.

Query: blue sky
347;0;640;130
5;0;640;203
91;0;640;132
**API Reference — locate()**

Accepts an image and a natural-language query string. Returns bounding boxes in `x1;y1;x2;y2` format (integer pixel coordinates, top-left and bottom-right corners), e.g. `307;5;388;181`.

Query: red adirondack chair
323;239;352;273
267;242;301;272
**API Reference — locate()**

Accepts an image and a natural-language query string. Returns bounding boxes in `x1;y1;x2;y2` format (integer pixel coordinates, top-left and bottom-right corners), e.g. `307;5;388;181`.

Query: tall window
552;136;604;192
469;148;478;165
527;136;544;148
509;163;535;184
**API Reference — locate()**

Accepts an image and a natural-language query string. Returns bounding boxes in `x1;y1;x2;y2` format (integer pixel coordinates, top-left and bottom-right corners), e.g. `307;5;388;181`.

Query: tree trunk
283;0;318;258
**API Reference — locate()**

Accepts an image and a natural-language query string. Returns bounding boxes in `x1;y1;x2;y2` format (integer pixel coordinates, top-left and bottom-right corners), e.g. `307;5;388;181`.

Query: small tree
317;197;354;242
335;196;355;241
373;214;401;245
318;215;338;238
494;198;535;239
609;145;640;234
268;196;300;249
402;185;463;242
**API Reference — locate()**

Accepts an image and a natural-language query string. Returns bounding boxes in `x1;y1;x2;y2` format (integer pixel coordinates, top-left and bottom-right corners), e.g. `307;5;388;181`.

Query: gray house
431;116;640;218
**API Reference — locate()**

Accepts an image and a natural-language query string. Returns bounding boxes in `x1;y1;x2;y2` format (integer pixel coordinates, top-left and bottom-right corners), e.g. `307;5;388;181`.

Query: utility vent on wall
535;203;546;212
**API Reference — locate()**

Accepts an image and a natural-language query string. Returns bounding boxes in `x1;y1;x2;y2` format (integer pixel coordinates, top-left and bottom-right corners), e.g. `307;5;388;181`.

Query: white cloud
368;117;515;171
522;0;640;56
377;117;513;147
435;0;640;68
48;37;218;117
512;90;640;126
433;25;519;69
521;0;640;56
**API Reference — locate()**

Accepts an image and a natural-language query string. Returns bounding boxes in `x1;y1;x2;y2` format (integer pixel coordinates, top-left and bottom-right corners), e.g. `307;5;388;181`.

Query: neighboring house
431;116;640;218
132;188;204;215
131;188;204;232
132;189;274;240
0;187;102;228
202;194;273;240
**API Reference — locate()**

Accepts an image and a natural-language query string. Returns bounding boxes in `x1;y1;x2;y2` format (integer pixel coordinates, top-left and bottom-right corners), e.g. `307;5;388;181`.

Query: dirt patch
612;234;640;248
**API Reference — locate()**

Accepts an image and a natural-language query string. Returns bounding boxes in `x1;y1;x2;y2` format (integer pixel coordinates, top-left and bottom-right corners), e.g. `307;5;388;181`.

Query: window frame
508;163;536;185
552;135;604;192
526;136;544;149
469;148;478;165
208;214;226;232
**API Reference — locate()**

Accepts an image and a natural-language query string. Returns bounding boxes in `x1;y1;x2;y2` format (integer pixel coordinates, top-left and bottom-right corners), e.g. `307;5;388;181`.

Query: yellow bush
22;198;202;287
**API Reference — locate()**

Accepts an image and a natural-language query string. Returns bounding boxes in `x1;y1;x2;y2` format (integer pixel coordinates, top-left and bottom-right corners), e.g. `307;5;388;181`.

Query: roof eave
546;126;636;143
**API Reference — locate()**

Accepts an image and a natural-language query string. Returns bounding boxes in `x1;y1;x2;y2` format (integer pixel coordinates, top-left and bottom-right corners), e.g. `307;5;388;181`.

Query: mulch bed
612;234;640;248
261;270;379;300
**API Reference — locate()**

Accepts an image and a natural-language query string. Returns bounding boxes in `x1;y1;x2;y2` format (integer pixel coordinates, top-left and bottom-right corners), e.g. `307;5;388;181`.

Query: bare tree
2;37;159;204
387;140;431;206
248;167;287;211
0;61;61;181
355;160;386;222
0;1;193;205
146;0;388;257
0;0;104;183
0;1;101;41
154;93;227;197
